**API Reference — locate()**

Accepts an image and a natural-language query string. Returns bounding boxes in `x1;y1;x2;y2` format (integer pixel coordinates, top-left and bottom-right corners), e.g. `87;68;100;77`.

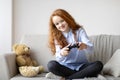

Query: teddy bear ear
12;43;19;51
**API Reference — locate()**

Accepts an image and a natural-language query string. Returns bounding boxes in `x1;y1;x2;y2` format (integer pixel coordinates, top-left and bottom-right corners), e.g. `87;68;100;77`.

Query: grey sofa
0;34;120;80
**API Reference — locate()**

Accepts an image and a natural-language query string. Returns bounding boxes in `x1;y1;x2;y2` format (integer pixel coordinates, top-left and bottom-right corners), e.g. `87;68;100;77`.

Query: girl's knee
95;61;103;70
47;60;58;71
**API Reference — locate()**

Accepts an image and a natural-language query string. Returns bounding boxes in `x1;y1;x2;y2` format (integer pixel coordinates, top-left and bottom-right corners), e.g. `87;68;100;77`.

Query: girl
47;9;103;80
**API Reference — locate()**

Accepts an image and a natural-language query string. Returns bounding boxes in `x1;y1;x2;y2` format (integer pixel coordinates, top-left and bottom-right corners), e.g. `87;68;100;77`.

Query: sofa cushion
20;35;55;72
88;35;120;64
103;49;120;77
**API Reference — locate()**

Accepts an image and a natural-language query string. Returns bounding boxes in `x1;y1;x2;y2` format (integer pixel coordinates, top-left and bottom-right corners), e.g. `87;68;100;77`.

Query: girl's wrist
60;52;64;56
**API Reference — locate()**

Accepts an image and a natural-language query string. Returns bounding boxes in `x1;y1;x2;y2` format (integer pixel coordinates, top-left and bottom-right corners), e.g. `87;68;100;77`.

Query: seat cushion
10;73;50;80
10;73;120;80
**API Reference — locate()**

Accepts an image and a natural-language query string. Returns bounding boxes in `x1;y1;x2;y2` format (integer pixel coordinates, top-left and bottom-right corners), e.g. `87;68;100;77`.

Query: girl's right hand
60;44;71;56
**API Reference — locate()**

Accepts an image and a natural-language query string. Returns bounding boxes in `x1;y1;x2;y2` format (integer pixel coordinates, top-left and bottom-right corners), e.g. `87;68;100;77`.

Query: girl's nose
59;23;62;26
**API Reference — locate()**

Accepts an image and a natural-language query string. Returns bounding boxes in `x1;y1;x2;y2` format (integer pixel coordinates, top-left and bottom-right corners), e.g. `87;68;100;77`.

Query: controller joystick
68;43;79;50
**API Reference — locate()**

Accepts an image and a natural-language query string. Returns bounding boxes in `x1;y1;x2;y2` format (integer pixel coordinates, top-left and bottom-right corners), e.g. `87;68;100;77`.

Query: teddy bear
12;43;44;77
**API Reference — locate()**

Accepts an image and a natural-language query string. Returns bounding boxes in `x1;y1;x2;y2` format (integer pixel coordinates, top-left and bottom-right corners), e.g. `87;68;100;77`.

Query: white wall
13;0;120;43
0;0;12;53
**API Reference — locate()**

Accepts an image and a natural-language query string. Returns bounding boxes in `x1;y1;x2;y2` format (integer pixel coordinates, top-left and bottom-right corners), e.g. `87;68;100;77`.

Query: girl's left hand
78;42;87;50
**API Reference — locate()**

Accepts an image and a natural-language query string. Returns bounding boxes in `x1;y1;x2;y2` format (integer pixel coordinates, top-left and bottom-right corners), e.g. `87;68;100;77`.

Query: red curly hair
48;9;82;55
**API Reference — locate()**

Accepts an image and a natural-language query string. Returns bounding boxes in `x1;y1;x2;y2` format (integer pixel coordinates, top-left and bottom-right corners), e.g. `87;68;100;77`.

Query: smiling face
52;16;70;33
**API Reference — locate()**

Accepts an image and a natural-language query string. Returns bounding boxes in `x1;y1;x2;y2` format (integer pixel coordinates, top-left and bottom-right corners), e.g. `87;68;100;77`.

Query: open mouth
61;25;65;29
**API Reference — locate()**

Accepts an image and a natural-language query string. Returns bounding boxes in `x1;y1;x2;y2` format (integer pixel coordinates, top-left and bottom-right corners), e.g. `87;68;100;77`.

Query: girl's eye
54;20;64;26
55;23;59;26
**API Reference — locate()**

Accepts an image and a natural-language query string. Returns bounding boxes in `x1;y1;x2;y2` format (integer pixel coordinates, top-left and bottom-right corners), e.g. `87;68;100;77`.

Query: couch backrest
88;35;120;64
20;34;120;72
20;35;55;72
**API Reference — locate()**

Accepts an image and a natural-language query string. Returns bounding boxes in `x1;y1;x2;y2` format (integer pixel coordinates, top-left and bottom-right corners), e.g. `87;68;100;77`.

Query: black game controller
67;43;79;51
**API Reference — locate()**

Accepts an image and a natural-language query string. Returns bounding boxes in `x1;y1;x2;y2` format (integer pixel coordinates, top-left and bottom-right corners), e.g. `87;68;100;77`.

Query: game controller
67;43;79;50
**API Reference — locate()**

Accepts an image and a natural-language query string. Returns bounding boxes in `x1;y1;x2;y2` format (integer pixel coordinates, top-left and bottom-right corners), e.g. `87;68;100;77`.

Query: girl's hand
78;42;87;50
60;44;71;56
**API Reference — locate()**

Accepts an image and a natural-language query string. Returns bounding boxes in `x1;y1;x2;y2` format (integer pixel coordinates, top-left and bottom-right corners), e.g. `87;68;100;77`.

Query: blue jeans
47;60;103;79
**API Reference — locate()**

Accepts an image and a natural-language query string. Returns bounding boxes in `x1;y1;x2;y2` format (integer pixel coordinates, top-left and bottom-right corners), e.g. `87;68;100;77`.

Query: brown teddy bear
12;43;44;77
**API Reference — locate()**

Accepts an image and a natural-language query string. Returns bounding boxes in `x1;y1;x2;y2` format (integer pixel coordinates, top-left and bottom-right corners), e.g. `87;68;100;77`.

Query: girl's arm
54;40;70;62
55;44;66;62
78;29;94;54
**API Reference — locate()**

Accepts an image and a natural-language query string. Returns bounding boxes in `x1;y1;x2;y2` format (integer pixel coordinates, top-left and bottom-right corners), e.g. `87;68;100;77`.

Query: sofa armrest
0;53;18;80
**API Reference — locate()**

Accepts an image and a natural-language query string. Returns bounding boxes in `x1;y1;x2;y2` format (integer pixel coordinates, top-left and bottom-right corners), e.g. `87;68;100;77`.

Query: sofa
0;34;120;80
